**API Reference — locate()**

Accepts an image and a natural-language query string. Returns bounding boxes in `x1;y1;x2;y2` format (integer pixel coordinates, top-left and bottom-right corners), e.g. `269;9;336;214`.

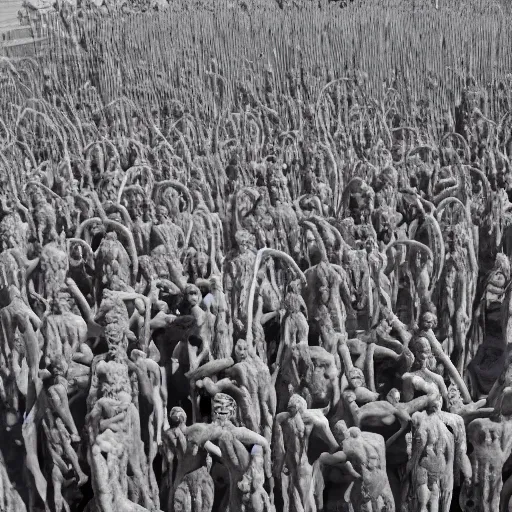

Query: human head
427;393;443;414
284;291;302;314
53;289;73;314
447;383;463;410
184;284;201;307
254;197;267;216
196;252;208;278
267;174;281;205
104;322;127;354
496;252;511;279
32;188;45;205
108;212;123;223
419;311;437;332
234;339;248;362
349;368;365;389
212;393;236;425
97;360;131;402
209;275;222;291
48;357;68;379
332;420;348;446
364;236;377;254
235;230;255;253
169;406;187;427
155;205;168;223
130;349;145;362
386;388;400;404
287;394;307;417
377;315;391;334
409;335;433;370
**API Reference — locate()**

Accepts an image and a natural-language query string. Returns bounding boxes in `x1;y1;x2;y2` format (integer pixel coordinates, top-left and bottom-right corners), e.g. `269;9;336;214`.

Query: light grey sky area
0;0;24;35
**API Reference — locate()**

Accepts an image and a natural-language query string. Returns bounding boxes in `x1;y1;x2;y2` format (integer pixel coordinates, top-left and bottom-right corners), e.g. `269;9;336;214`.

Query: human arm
99;409;127;432
72;343;94;365
195;338;210;367
384;308;412;347
318;452;361;479
404;417;426;478
272;419;286;478
150;311;177;331
401;373;415;403
204;440;222;458
86;401;103;444
127;359;154;407
311;413;339;452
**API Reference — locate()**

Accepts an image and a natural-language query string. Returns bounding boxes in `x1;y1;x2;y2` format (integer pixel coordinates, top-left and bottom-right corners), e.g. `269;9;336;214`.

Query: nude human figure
274;394;338;512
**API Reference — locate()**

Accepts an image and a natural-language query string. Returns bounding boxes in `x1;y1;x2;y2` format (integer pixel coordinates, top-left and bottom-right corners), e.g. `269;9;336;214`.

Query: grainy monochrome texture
2;0;512;511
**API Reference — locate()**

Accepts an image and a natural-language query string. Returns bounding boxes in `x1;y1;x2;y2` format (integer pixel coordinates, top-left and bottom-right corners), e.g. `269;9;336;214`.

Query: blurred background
0;0;23;36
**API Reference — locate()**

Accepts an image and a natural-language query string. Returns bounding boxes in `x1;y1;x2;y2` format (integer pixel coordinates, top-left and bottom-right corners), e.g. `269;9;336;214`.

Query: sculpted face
287;394;307;417
234;339;248;362
185;286;201;307
427;394;443;413
447;384;462;408
387;388;400;404
209;275;221;290
412;337;432;366
350;369;365;389
268;180;280;204
212;393;236;424
90;220;105;238
169;407;187;427
364;237;376;254
420;313;436;331
104;324;126;355
130;349;145;363
235;230;254;254
255;201;266;216
155;206;168;224
379;318;392;334
308;347;338;404
32;189;46;205
197;252;208;278
333;420;348;446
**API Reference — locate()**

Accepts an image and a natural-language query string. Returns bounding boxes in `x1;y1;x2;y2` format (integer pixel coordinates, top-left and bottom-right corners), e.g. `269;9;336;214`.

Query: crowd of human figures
3;67;512;512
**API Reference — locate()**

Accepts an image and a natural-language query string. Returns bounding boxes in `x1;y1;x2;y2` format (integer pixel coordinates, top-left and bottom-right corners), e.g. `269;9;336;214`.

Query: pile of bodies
1;70;512;512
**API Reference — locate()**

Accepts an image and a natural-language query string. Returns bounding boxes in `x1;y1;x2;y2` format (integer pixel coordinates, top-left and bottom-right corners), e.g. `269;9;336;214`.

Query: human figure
274;394;338;512
402;396;471;512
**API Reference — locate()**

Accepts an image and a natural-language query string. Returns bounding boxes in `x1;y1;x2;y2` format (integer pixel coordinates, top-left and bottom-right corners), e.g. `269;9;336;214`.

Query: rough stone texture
4;2;512;511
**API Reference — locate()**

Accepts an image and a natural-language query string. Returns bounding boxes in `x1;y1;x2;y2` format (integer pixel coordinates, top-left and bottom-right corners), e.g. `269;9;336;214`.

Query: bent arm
204;440;222;458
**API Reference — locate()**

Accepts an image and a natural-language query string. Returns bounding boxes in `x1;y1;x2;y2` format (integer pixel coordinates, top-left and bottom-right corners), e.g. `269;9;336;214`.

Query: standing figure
86;360;152;512
161;407;189;512
202;275;232;360
197;338;276;441
402;396;471;512
151;204;187;290
274;394;338;512
238;445;275;512
267;164;300;261
332;421;395;512
224;230;257;334
460;416;512;512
